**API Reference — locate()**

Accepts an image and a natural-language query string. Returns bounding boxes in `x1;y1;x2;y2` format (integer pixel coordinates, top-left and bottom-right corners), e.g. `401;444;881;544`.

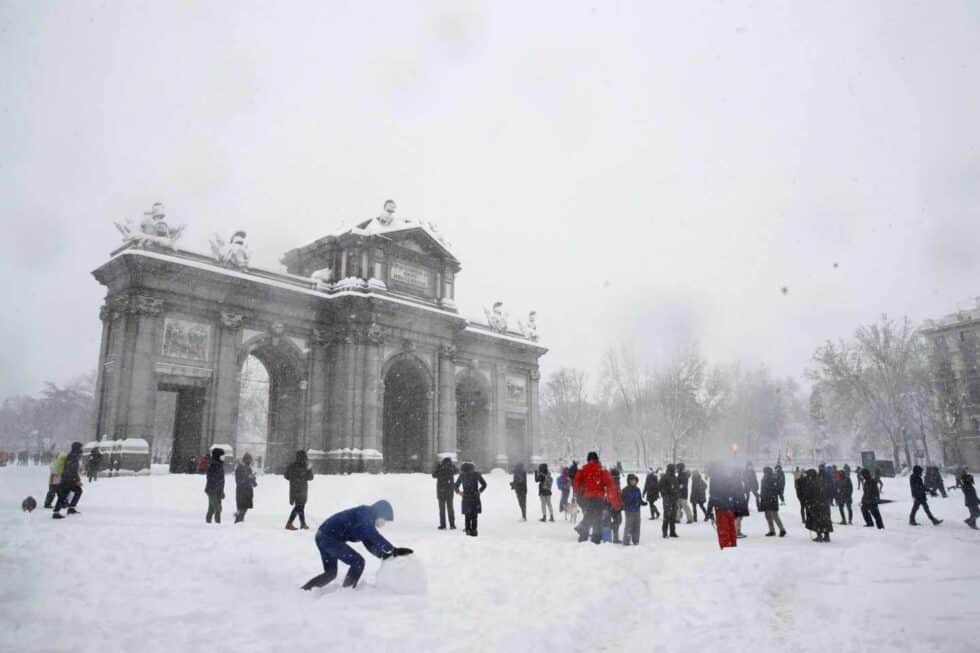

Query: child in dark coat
621;474;646;545
456;462;488;536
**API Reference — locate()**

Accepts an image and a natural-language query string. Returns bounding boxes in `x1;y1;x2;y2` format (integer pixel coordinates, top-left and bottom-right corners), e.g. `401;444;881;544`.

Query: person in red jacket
572;451;622;544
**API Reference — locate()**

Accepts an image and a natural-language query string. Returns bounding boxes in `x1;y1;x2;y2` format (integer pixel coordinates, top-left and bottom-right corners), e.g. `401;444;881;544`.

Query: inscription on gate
389;259;431;292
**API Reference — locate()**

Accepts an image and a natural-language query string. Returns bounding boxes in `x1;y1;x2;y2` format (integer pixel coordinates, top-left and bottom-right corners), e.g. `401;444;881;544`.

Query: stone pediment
385;229;448;260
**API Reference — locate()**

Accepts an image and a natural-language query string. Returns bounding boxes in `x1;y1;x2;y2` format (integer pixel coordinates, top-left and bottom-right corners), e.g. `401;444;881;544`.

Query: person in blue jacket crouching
301;499;413;590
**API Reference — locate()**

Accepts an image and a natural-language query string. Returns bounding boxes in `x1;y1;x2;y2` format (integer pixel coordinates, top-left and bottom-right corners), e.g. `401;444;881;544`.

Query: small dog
22;496;37;512
565;499;580;524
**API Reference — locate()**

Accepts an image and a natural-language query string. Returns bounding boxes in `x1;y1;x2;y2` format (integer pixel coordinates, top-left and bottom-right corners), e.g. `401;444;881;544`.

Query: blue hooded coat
316;500;395;558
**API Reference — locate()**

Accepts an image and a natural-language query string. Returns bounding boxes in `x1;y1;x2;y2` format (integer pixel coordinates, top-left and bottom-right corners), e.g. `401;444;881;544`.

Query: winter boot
932;518;943;526
234;512;242;523
779;529;787;537
539;517;546;522
67;507;79;515
300;523;310;530
765;531;775;537
549;516;555;522
438;525;446;530
909;520;919;526
285;522;298;530
52;511;64;519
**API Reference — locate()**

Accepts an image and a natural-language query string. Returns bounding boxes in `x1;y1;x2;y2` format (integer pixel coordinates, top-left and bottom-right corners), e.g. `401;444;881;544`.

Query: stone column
93;303;114;440
528;369;541;464
210;312;244;451
437;344;457;460
307;328;329;452
123;294;164;443
360;324;384;472
494;364;509;468
325;333;348;473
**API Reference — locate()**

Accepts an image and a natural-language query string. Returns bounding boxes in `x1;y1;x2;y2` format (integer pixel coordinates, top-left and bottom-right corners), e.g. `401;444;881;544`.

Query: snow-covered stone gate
91;202;546;473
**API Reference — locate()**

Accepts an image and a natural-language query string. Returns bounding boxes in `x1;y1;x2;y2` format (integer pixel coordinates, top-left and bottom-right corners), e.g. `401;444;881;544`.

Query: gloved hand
391;547;414;557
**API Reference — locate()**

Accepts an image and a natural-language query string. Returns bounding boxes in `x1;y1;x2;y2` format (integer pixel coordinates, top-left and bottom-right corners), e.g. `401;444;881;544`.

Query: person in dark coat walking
860;467;885;529
743;462;760;506
690;470;708;521
534;463;555;522
924;466;946;498
958;471;978;529
659;464;680;538
557;466;571;513
909;465;943;526
284;450;314;530
819;464;837;509
643;469;660;520
794;467;807;524
455;461;487;536
836;465;854;525
804;468;833;541
774;464;786;504
234;452;257;523
732;471;750;538
86;447;103;483
511;463;528;521
52;442;84;519
676;463;693;524
204;448;225;524
567;461;580;500
300;500;413;591
760;466;786;537
432;457;458;530
621;474;646;545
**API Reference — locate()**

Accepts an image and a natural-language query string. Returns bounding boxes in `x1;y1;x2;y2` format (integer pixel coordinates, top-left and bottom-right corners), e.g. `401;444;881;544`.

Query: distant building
920;299;980;471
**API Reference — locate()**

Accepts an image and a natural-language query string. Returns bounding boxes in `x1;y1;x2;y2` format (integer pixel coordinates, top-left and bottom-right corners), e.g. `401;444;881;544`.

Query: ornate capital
269;322;286;337
220;312;244;330
311;327;330;346
131;295;164;316
439;343;457;360
366;322;385;345
401;338;416;353
99;304;111;322
530;369;540;381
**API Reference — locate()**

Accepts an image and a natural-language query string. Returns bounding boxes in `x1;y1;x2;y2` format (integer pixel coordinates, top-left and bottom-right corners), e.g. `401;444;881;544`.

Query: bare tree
541;368;592;460
808;315;930;470
650;347;726;463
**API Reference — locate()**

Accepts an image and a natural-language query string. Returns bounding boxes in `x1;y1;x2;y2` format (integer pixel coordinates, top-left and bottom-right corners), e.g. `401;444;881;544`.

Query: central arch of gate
91;202;547;473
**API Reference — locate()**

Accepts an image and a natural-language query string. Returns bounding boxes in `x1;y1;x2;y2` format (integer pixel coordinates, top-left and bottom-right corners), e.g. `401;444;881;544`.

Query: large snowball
374;556;428;596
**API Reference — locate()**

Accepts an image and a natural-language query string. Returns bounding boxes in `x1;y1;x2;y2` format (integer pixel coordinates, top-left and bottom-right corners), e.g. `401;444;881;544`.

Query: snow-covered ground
1;465;977;653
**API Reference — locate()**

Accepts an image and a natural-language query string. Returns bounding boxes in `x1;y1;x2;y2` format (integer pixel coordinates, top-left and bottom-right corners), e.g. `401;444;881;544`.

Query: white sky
1;1;979;398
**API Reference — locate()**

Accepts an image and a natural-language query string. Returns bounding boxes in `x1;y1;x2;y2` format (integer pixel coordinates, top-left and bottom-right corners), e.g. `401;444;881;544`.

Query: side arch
381;352;434;472
236;333;308;472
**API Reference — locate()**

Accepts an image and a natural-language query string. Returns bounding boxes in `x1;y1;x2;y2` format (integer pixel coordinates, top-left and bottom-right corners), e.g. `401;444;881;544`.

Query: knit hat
211;448;224;459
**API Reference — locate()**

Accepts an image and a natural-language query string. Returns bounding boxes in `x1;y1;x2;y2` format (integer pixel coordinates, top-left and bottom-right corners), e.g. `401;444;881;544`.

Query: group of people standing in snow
427;452;980;545
202;447;313;528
